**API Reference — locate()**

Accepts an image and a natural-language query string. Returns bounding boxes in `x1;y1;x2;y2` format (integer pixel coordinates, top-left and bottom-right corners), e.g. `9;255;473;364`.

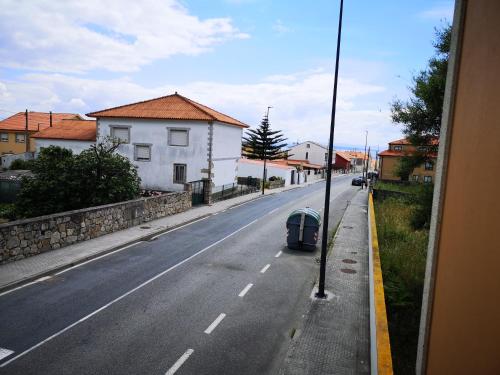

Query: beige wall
422;1;500;373
379;156;436;182
0;131;35;154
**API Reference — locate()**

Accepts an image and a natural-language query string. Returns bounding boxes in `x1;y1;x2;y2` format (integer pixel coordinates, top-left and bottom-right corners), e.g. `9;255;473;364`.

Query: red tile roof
239;158;293;170
273;159;323;169
336;150;368;161
87;93;248;128
0;112;82;132
378;149;437;158
31;119;96;141
389;137;439;146
335;151;352;162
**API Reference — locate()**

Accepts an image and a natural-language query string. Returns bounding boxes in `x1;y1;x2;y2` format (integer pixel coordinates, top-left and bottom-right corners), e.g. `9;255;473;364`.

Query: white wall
35;139;94;155
237;159;293;186
211;122;243;187
98;118;242;192
289;141;333;167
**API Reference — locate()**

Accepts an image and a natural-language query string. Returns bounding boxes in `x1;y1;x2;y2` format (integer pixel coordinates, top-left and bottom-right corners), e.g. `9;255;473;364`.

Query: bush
15;142;141;218
0;203;16;221
410;184;434;230
9;158;34;170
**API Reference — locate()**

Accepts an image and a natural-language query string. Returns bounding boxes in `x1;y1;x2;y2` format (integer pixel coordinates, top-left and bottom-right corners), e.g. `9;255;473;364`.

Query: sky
0;0;454;151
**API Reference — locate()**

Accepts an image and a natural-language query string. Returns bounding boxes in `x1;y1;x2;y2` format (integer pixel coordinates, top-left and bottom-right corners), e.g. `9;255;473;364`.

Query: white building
87;93;248;192
237;158;295;186
32;119;96;155
288;141;333;167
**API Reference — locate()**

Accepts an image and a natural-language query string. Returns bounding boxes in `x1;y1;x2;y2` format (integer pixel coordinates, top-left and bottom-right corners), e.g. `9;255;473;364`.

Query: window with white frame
424;175;432;183
0;133;8;142
173;164;187;184
413;175;419;182
134;144;151;162
305;152;309;160
110;126;130;143
15;133;25;143
424;161;433;170
168;129;189;146
394;145;402;151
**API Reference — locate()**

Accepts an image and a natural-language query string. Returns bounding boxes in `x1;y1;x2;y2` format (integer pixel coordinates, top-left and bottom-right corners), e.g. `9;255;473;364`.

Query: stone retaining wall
0;192;191;264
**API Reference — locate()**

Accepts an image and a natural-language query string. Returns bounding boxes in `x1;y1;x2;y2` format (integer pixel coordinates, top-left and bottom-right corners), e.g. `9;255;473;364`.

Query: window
324;153;328;162
305;152;309;160
425;161;433;170
134;144;151;162
169;129;189;146
413;175;419;182
15;133;25;143
306;143;310;148
394;145;402;151
0;133;8;142
418;146;428;152
424;176;432;183
110;126;130;143
173;164;187;184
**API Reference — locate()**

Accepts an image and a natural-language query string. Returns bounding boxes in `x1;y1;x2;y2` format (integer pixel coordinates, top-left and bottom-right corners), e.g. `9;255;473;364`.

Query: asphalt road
0;175;360;375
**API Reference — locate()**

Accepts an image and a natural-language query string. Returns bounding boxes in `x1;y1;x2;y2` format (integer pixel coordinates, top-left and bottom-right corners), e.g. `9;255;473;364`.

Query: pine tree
242;114;287;194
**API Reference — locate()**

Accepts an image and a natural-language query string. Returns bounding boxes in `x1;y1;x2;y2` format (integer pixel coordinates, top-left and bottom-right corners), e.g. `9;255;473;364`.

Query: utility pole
316;0;344;299
261;106;273;195
362;130;368;181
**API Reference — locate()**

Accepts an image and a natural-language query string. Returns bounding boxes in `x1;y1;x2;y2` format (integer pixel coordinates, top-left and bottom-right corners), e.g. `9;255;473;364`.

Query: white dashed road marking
0;348;14;361
275;251;282;258
260;264;271;273
165;349;194;375
204;313;226;335
238;283;253;297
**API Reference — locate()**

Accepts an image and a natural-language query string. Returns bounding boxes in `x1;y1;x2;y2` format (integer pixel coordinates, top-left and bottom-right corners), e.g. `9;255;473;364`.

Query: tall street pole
363;130;368;181
316;0;344;299
262;106;273;195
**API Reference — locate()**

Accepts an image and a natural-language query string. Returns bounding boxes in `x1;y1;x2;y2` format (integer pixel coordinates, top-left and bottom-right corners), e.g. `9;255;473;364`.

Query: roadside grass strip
204;313;226;335
165;349;194;375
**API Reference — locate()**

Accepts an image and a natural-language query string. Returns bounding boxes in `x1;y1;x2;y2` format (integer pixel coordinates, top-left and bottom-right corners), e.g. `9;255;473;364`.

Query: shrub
9;158;34;170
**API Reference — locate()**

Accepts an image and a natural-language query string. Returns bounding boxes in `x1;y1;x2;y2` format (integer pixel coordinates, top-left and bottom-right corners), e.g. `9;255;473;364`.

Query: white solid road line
0;274;56;298
204;313;226;334
0;348;14;361
165;348;194;375
260;264;271;273
0;219;259;368
268;207;280;215
238;283;253;297
275;251;282;258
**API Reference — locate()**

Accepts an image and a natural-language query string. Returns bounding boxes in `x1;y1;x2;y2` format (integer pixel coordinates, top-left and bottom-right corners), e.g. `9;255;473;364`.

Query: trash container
286;208;321;251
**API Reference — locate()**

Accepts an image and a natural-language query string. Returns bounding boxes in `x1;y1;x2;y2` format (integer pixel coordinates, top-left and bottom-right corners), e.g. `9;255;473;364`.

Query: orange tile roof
335;151;352;162
0;112;82;132
273;159;323;169
378;149;437;158
389;137;439;146
31;119;96;141
87;92;248;128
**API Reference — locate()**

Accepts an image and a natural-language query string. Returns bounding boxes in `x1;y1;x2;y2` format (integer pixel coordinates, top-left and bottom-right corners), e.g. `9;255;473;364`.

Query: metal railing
211;183;259;202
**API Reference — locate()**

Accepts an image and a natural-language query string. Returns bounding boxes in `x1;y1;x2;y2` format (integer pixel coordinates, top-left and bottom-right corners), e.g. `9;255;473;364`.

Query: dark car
351;176;365;186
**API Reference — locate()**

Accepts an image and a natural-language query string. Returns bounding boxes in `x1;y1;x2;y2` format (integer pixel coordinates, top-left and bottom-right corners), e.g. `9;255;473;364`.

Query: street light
316;0;344;299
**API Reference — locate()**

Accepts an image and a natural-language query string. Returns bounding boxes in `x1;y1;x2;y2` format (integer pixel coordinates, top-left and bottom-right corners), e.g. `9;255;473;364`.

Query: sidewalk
0;177;331;293
278;189;371;375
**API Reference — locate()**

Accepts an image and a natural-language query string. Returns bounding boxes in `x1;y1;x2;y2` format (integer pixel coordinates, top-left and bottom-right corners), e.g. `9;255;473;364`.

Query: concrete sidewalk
0;177;338;293
278;189;370;375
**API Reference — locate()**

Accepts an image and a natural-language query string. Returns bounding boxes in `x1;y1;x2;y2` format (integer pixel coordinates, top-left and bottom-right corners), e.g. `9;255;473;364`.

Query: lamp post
316;0;344;299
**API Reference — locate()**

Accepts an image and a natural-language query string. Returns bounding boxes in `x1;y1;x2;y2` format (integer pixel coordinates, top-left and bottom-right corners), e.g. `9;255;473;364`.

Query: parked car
351;176;365;186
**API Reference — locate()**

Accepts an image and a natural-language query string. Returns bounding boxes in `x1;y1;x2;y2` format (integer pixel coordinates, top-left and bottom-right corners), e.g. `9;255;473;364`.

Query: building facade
288;141;331;167
88;93;248;192
378;139;437;182
0;112;81;155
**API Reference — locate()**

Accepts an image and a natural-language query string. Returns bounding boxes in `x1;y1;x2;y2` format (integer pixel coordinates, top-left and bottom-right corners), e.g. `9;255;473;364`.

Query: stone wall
0;192;191;264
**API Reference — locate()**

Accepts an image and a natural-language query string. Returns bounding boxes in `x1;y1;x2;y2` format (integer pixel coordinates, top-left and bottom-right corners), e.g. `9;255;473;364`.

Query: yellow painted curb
369;193;394;374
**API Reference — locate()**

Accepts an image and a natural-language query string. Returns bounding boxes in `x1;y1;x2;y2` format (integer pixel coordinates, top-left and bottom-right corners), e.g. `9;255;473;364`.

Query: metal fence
0;180;21;203
211;183;259;202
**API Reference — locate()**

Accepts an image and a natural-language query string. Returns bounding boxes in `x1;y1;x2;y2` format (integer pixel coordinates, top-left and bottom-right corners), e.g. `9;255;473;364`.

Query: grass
0;203;16;223
374;196;429;375
374;181;423;194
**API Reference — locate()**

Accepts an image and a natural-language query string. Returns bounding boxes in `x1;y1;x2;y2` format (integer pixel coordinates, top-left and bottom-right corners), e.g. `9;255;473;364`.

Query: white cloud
272;20;291;35
0;66;401;148
418;2;454;21
0;0;249;73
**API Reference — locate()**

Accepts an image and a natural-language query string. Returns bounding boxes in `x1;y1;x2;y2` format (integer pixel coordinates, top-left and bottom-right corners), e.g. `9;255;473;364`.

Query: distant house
237;158;295;186
334;151;352;171
288;141;331;168
378;138;438;182
32;119;96;155
334;150;367;172
87;92;248;192
0;112;82;156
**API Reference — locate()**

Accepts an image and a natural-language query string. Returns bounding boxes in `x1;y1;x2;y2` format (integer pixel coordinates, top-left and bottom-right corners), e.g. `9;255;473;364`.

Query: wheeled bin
286;208;321;251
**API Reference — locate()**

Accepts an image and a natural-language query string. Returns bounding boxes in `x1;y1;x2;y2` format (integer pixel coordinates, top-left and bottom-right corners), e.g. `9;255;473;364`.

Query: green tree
391;25;451;148
15;140;141;218
242;114;287;194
